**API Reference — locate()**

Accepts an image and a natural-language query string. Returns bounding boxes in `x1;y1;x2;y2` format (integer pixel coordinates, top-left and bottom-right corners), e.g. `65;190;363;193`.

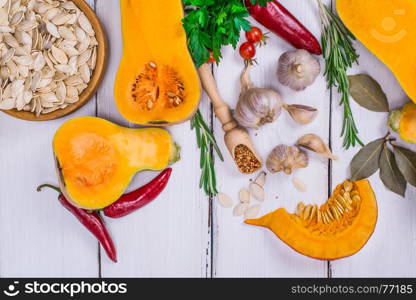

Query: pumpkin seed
217;193;233;208
249;182;265;202
296;202;305;216
244;205;261;219
233;203;248;217
254;171;266;187
239;188;250;204
292;177;307;192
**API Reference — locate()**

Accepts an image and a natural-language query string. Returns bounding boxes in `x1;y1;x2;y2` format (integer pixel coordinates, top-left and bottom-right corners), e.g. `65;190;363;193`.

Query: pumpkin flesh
246;180;378;260
337;0;416;103
114;0;200;125
53;117;179;210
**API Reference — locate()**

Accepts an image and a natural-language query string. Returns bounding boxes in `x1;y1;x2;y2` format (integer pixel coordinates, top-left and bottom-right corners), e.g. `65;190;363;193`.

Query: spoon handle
198;64;238;132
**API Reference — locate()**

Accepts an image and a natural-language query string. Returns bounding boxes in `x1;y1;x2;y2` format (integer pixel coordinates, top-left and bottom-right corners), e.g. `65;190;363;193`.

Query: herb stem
191;110;224;197
317;0;363;149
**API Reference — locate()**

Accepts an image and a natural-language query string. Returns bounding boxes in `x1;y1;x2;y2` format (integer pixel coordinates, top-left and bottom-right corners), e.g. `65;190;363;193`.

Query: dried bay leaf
393;146;416;187
379;145;406;197
351;138;385;181
349;74;389;112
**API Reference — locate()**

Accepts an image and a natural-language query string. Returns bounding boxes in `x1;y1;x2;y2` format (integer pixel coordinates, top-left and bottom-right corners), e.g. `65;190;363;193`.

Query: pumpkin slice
53;117;180;210
114;0;201;126
246;180;378;260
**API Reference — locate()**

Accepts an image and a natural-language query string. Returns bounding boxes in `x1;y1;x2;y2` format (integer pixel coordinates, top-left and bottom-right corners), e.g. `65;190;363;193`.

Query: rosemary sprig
191;110;224;197
317;0;363;149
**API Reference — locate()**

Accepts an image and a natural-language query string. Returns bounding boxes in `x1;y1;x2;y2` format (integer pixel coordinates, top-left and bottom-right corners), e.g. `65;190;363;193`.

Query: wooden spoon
198;63;262;174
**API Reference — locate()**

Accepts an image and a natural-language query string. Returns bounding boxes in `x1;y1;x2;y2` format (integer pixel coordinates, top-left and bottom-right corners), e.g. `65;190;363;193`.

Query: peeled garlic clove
233;203;249;216
234;65;283;129
277;49;321;91
217;193;233;208
249;182;265;202
266;145;309;175
254;171;267;187
283;104;318;125
239;188;251;204
244;205;261;219
297;134;338;160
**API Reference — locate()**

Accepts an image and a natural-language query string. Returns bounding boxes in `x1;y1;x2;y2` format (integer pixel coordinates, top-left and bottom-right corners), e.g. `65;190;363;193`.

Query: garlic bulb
266;145;309;175
234;65;283;129
277;49;321;91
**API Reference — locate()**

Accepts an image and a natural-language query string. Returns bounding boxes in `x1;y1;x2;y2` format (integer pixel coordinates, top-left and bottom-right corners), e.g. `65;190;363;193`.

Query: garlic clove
283;104;318;125
297;134;338;160
266;145;309;175
277;49;321;91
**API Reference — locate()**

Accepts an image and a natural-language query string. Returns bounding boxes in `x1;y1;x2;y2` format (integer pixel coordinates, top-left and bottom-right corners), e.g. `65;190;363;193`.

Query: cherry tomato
245;27;264;44
208;51;216;63
239;42;256;60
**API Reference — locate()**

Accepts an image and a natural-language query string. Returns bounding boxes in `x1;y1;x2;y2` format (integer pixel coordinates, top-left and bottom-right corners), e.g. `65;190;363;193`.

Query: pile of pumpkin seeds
0;0;98;116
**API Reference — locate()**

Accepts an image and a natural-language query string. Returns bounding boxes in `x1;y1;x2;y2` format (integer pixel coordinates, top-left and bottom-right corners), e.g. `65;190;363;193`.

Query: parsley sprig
183;0;271;67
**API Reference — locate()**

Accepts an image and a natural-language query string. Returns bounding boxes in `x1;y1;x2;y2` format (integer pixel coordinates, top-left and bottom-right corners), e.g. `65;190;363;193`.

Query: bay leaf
379;144;407;197
351;138;385;181
393;146;416;187
349;74;389;112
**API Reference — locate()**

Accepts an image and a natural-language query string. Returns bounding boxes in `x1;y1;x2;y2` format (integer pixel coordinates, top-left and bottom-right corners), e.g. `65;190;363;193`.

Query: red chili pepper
37;185;117;263
104;168;172;218
245;0;322;55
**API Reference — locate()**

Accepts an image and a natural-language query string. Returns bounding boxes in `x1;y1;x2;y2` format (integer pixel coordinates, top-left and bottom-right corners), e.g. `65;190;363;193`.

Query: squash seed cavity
131;62;185;111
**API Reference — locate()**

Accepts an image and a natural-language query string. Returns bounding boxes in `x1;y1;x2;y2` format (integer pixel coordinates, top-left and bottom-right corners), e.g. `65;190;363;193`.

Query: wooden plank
330;40;416;277
212;0;330;277
0;0;99;278
96;0;211;277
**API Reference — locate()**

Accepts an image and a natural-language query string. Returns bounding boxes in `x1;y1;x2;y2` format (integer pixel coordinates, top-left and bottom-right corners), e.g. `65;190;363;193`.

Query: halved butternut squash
53;117;180;210
246;180;378;260
337;0;416;102
114;0;201;125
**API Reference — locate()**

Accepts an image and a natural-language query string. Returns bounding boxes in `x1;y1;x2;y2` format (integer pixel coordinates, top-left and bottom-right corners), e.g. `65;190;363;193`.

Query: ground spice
234;144;261;174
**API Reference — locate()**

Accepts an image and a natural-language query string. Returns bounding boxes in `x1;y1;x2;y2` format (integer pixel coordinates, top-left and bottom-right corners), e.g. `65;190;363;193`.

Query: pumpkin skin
337;0;416;103
246;180;378;260
114;0;201;126
389;102;416;144
53;117;180;210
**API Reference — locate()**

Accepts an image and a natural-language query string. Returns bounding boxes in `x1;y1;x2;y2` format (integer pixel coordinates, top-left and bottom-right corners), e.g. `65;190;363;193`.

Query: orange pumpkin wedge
246;180;378;260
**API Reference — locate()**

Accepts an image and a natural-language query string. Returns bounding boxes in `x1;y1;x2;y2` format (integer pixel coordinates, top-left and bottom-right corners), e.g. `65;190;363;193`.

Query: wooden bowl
1;0;108;122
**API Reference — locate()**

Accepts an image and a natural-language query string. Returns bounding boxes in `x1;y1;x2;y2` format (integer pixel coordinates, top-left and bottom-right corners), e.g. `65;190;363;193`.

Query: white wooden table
1;0;415;278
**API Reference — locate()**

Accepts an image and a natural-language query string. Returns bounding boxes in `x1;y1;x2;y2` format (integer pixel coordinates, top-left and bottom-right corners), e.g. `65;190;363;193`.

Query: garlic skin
283;104;318;124
297;134;338;160
235;66;283;129
277;49;321;91
266;145;309;175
